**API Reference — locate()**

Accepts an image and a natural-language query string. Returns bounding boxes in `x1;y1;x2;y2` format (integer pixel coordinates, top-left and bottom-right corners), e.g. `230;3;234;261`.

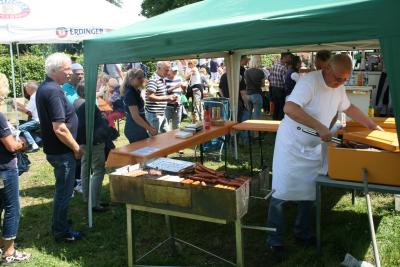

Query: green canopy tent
83;0;400;226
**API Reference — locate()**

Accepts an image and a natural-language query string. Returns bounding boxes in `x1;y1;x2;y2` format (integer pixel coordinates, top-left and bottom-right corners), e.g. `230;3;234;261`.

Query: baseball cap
171;66;179;71
71;63;83;71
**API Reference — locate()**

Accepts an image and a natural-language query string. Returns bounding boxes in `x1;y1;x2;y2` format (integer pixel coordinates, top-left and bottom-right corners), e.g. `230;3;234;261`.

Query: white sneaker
74;183;83;194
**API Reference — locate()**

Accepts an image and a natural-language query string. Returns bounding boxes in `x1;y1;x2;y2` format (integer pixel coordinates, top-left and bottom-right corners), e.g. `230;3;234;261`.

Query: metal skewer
299;127;342;144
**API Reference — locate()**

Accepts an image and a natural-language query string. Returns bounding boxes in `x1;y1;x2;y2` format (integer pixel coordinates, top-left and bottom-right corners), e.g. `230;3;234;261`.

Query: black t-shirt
0;112;15;165
36;76;78;155
124;84;145;122
244;68;264;95
218;68;246;109
74;99;107;145
219;73;229;98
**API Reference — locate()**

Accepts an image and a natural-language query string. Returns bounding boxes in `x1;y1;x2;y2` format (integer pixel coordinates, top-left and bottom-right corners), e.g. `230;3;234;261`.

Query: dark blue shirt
284;67;298;96
210;59;218;73
36;76;78;155
124;84;145;120
0;112;15;165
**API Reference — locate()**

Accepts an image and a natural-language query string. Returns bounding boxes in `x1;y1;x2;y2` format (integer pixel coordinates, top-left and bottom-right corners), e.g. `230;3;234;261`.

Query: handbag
17;152;31;176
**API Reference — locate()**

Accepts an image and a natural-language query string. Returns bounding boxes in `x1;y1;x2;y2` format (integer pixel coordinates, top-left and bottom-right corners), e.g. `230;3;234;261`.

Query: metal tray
109;165;249;221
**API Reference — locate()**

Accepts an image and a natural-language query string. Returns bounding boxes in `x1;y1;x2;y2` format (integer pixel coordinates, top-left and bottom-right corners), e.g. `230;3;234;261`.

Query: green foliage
0;54;45;97
0;45;8;55
261;54;280;69
141;0;201;18
144;61;157;78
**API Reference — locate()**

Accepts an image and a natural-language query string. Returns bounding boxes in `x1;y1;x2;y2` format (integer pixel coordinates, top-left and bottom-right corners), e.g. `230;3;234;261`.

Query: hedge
0;54;45;97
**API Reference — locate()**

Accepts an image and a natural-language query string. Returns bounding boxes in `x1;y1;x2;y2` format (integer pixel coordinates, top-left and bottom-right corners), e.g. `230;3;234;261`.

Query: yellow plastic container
328;145;400;186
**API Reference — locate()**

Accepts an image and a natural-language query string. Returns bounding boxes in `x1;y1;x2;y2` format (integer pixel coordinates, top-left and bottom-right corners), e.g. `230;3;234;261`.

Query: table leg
224;135;228;173
235;219;244;267
165;215;177;256
127;206;135;267
316;183;321;257
259;131;263;169
200;144;204;164
248;131;253;176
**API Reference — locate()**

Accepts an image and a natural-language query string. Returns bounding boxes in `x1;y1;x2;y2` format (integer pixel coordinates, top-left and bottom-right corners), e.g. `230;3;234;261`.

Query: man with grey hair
36;52;83;242
145;61;177;134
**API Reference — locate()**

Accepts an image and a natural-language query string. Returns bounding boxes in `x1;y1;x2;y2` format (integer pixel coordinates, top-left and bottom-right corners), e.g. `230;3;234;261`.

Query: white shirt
189;68;201;86
26;92;39;122
291;72;300;82
287;70;350;128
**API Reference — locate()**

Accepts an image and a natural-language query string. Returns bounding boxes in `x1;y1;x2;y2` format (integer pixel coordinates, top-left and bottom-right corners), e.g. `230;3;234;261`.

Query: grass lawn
14;120;400;267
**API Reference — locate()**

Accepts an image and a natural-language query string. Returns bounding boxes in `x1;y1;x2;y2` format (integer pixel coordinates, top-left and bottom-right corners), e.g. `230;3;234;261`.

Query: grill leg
200;144;204;164
248;131;253;176
235;219;244;267
165;215;177;256
259;131;263;169
127;206;135;267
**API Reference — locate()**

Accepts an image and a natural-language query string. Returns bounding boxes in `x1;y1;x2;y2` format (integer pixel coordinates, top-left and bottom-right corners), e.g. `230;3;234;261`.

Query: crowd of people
0;49;384;264
0;53;228;265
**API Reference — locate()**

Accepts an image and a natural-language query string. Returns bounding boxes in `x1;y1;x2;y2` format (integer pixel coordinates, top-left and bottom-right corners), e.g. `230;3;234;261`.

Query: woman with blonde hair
123;68;157;142
0;73;31;264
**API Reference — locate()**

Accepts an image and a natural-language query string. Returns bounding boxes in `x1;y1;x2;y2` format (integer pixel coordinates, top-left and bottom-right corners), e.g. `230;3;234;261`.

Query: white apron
272;117;323;201
271;71;351;201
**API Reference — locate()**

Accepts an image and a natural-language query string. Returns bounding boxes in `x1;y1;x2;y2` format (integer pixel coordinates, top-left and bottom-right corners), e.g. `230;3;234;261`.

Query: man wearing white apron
267;54;382;259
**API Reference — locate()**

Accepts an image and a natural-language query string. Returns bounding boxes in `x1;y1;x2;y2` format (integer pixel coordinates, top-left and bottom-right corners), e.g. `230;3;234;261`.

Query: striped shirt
145;73;168;115
269;62;287;88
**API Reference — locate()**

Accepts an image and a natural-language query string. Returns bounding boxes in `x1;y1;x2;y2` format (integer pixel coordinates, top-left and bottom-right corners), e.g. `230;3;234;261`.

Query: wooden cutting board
343;130;399;152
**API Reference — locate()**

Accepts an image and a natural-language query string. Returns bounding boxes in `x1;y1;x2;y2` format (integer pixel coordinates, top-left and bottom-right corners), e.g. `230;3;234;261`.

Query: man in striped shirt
165;66;186;130
145;61;177;134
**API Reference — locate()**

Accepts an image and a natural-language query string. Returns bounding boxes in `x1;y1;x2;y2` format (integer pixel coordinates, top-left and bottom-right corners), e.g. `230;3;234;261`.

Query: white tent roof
0;0;144;44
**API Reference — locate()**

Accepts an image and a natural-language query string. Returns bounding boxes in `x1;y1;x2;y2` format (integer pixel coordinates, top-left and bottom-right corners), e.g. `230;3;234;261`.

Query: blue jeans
46;152;76;236
145;111;168;134
248;93;263;120
239;108;250;142
19;120;40;146
0;167;20;240
267;197;313;246
165;105;182;130
80;143;105;207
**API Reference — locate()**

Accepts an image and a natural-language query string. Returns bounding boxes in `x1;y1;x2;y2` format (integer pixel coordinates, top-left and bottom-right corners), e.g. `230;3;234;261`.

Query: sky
121;0;144;17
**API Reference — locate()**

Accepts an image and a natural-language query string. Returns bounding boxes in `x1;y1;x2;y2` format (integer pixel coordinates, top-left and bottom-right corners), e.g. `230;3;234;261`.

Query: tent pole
9;43;19;128
16;43;24;98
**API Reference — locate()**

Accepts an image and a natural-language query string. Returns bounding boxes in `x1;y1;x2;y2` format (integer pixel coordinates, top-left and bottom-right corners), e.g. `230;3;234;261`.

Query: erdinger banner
0;0;143;43
55;27;112;40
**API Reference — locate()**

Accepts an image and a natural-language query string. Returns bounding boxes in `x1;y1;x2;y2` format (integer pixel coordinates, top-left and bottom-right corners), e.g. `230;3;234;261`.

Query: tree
141;0;201;18
106;0;123;8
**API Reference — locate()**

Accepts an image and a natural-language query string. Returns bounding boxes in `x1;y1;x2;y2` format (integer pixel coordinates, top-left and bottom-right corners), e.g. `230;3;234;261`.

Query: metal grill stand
126;204;244;267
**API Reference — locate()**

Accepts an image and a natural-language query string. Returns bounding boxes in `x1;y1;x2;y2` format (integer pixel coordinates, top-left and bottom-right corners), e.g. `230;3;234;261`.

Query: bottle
368;103;374;117
204;108;211;130
357;72;364;86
